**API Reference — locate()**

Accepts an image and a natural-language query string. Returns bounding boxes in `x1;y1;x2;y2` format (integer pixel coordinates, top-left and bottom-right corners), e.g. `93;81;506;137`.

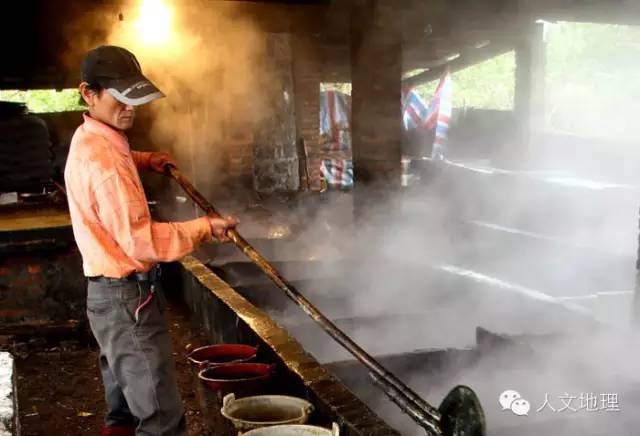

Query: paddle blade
438;385;486;436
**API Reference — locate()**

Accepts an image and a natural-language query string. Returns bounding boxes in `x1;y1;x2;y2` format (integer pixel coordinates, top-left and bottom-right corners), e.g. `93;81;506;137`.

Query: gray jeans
87;279;186;436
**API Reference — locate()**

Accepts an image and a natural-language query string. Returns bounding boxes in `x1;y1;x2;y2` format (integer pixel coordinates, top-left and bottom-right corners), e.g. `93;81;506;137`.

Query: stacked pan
0;111;53;193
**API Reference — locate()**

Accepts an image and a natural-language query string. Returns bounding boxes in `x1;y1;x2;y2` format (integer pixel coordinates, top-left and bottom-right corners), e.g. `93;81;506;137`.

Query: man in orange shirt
65;45;237;436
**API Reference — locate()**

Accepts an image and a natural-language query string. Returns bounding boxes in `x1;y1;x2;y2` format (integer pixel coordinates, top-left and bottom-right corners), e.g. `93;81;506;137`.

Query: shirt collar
82;113;130;155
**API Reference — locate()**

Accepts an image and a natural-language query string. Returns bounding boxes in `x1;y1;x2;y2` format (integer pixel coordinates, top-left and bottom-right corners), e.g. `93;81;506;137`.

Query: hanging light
134;0;173;46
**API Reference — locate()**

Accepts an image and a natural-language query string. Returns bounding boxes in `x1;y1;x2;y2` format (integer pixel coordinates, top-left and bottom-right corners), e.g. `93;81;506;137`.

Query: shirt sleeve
93;171;212;263
131;150;152;171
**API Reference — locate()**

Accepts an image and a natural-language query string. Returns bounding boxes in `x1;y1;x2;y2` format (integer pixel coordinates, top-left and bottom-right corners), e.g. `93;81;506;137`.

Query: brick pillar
253;33;300;193
292;35;322;189
350;0;402;213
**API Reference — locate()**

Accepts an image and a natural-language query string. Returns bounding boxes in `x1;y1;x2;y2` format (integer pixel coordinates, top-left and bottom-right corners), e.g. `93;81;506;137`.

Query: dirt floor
16;301;211;436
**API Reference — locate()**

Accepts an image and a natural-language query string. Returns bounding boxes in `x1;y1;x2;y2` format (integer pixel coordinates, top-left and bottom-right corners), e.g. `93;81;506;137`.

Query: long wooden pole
165;164;443;435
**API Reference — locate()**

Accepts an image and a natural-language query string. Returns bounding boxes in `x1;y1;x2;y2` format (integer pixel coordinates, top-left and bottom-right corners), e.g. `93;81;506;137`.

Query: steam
270;175;640;435
60;5;640;434
114;2;270;200
241;131;640;434
64;0;272;208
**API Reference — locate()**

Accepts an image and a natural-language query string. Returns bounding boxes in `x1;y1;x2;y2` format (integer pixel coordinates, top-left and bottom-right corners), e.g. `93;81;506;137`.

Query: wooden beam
0;320;81;338
531;0;640;25
402;40;515;88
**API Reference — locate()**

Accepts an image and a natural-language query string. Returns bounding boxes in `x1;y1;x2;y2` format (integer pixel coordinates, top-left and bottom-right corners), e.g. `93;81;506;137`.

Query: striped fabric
315;74;452;187
402;71;453;158
320;90;351;151
320;159;353;188
402;90;430;130
432;72;452;158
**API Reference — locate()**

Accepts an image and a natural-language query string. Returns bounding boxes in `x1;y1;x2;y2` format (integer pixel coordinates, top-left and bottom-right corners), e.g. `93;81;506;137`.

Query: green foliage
0;89;83;113
412;22;640;139
320;83;352;95
414;52;516;111
545;22;640;138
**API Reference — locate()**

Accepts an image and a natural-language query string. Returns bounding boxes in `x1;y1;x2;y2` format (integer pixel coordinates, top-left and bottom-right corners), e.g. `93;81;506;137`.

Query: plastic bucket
198;363;275;392
197;363;275;435
242;423;339;436
221;393;313;433
187;344;257;368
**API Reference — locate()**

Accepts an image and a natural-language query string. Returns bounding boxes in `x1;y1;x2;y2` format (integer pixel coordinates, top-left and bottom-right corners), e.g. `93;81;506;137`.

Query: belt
88;265;161;284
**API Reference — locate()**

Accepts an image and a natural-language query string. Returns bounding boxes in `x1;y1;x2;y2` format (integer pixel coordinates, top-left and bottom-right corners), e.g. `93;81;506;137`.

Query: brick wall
350;1;402;186
292;35;322;188
293;35;352;189
0;248;85;324
223;141;254;188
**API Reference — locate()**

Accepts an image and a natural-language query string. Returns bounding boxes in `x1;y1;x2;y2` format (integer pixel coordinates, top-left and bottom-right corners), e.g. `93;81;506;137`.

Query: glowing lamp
134;0;173;46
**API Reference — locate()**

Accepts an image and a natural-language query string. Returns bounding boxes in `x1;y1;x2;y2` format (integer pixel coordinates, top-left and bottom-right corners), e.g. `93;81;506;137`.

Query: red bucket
188;344;258;369
198;363;275;392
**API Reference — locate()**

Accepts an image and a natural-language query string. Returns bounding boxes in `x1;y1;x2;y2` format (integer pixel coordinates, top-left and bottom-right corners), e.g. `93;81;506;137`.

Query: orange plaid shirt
64;113;212;278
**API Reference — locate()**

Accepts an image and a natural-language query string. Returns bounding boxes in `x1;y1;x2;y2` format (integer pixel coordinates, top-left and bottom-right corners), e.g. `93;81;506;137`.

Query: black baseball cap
81;45;165;106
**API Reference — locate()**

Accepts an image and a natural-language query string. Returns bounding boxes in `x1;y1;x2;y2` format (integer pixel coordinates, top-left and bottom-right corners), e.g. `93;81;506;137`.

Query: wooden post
514;20;546;157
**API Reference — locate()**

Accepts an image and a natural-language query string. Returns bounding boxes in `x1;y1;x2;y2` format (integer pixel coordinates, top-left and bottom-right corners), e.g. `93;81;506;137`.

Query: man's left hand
149;151;177;174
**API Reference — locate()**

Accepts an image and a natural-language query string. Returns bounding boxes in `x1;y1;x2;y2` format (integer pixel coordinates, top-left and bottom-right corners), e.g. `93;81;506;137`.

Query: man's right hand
208;216;238;243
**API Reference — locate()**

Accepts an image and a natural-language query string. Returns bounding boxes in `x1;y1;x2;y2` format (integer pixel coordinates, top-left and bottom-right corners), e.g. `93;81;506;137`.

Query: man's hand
149;151;177;174
208;216;239;243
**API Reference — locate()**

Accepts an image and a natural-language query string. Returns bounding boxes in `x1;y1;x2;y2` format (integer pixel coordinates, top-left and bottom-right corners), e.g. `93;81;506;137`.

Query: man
64;45;237;436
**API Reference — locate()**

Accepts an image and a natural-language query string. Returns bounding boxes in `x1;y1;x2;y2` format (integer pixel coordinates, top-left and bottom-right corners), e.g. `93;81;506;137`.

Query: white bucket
221;393;314;433
242;423;340;436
